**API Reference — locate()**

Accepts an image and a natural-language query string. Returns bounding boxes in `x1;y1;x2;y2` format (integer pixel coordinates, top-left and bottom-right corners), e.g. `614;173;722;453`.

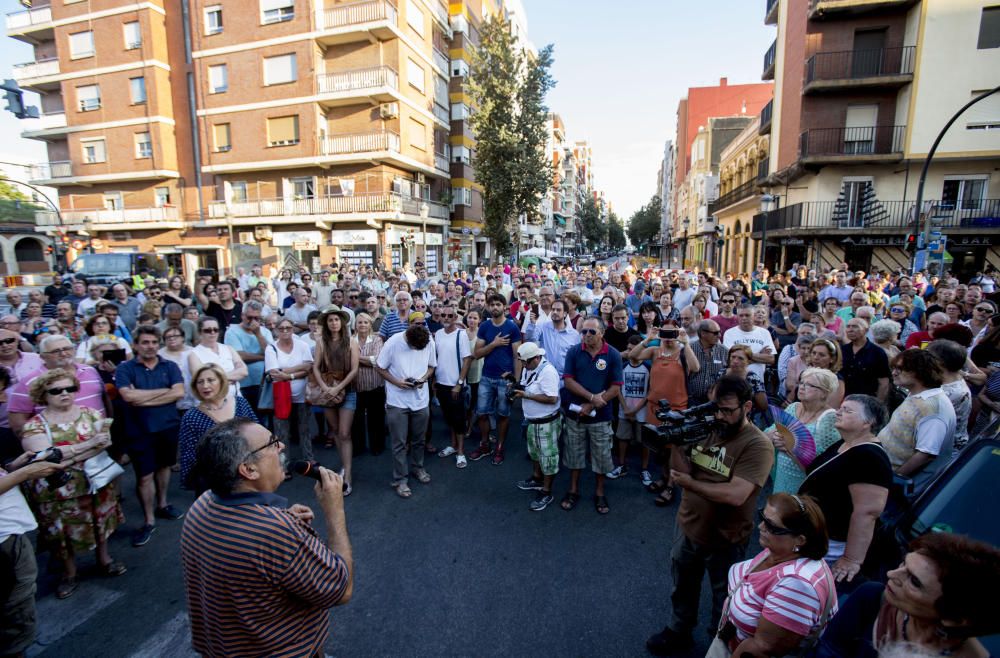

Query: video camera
641;400;723;454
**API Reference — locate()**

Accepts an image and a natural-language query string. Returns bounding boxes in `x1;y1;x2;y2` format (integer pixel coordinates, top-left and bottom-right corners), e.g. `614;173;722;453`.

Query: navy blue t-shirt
562;342;624;423
116;357;183;434
476;318;522;378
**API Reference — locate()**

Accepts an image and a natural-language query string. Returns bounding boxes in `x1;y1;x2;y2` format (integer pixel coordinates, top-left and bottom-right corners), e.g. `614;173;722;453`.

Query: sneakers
516;477;544;491
438;446;457;458
606;465;628;480
132;524;156;547
455;454;468;469
491;446;505;465
154;504;185;521
469;442;494;461
529;491;554;511
645;627;693;657
641;470;653;487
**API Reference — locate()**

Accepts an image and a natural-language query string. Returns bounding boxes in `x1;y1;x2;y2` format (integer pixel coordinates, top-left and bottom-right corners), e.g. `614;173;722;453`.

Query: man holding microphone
180;418;353;657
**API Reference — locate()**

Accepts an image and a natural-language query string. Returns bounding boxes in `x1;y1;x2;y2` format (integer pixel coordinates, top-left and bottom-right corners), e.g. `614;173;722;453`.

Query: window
406;58;425;92
134;132;153;158
154;187;170;207
451;187;471;207
76;84;100;112
129;77;147;104
230;181;248;203
204;5;223;34
81;138;106;164
409;118;426;150
942;177;987;211
450;103;469;121
966;90;1000;130
452;145;470;163
261;0;294;24
406;0;424;36
123;21;142;49
213;123;232;152
452;59;469;77
392;177;414;198
263;53;297;85
267;115;299;146
208;64;228;93
103;192;123;210
69;31;95;59
978;6;1000;49
291;177;315;199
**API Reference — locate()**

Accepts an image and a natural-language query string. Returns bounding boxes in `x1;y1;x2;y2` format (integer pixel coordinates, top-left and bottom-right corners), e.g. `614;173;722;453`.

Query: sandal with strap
394;483;412;499
595;495;610;515
56;576;78;599
560;491;580;511
647;479;668;494
99;560;128;577
654;487;675;507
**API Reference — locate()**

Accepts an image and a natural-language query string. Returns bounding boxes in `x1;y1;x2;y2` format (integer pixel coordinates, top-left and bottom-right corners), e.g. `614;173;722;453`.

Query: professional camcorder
641;400;723;454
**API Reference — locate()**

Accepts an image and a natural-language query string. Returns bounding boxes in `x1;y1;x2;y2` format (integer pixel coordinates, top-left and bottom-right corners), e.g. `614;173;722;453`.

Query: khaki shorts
563;418;613;474
614;418;642;443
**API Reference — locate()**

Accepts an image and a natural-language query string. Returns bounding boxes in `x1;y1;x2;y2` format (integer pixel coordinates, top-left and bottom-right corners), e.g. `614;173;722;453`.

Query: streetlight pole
760;194;781;271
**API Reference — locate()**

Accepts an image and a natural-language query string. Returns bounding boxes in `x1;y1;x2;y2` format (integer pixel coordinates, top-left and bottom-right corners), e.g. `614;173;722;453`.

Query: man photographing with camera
646;374;773;656
180;418;352;657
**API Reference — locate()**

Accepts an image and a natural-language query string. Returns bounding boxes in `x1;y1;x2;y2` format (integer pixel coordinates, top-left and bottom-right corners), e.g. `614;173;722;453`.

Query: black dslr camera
641;400;723;454
29;447;72;490
506;383;525;402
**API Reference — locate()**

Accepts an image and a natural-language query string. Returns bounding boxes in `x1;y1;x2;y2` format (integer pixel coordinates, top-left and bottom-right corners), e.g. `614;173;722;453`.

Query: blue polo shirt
477;318;522;378
562;341;624;422
116;356;183;434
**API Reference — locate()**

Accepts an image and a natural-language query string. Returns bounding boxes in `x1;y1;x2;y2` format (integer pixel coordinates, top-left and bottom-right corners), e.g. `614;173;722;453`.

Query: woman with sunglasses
187;317;248;398
965;300;995;342
711;492;835;658
179;363;258;492
20;368;125;599
0;327;41;390
888;302;919;347
76;314;132;364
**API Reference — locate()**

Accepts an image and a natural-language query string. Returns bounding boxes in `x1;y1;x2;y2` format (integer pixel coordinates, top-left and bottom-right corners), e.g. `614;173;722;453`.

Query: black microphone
290;460;323;480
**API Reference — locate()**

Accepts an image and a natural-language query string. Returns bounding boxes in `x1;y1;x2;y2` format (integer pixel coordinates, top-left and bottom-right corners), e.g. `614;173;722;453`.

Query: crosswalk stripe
27;585;124;657
126;611;196;658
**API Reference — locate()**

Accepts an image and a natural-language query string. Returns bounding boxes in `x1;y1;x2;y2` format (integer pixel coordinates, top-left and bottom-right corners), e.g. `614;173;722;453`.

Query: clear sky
523;0;774;219
0;0;774;216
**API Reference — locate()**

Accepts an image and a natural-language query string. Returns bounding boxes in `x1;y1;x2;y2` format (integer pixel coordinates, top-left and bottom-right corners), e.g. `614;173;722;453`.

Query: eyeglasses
47;385;79;396
248;434;281;456
43;347;74;355
0;337;17;346
580;328;599;335
759;512;795;536
202;327;220;334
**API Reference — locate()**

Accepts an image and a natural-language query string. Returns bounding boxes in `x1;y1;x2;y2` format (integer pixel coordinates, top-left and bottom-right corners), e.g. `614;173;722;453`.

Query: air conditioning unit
238;231;255;245
254;227;273;241
380;103;399;119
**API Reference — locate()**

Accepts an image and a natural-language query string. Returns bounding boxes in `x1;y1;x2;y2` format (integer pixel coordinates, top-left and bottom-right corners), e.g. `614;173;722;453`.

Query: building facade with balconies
714;117;770;275
9;0;504;277
758;0;1000;278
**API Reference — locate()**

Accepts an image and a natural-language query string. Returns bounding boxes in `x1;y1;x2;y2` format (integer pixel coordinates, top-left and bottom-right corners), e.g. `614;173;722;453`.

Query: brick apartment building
9;0;507;278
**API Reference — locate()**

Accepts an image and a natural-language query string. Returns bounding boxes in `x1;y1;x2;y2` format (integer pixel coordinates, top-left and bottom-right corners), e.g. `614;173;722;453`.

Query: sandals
394;482;412;499
99;560;127;577
412;469;431;484
560;491;580;511
647;479;668;493
595;495;610;515
654;488;675;507
56;576;78;599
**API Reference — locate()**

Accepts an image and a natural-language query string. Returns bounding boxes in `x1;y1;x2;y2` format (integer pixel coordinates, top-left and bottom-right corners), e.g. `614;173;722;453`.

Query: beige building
9;0;510;277
714;117;770;275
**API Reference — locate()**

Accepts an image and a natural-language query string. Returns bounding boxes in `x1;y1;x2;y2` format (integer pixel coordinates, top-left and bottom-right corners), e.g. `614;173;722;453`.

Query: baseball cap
517;343;545;360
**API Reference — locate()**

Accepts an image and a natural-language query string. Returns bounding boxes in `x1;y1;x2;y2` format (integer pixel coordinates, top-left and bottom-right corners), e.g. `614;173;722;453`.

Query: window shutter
268;116;299;144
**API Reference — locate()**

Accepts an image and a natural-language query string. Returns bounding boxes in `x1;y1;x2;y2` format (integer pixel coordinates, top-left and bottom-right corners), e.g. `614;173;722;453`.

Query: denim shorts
340;390;357;411
475;375;512;418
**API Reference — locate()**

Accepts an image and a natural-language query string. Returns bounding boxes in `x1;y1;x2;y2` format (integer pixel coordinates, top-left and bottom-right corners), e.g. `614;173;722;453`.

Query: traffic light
904;233;917;253
0;79;39;119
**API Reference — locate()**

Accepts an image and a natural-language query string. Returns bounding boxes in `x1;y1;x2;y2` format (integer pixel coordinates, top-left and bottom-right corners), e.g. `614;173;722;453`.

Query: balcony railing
804;46;915;87
13;58;58;80
30;161;72;181
208;192;449;220
60;206;180;224
432;47;449;74
759;99;773;134
709;179;758;215
765;0;778;23
432;103;449;123
799;125;905;159
434;152;448;172
752;198;1000;233
762;40;777;80
323;0;397;30
320;130;400;156
317;65;397;94
33;111;66;130
6;6;52;30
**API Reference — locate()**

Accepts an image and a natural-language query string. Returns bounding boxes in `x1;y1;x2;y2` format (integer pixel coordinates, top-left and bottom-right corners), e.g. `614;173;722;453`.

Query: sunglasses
47;385;80;396
580;328;599;336
248;434;281;456
890;307;906;313
202;327;220;334
0;337;17;346
759;512;795;536
976;307;993;313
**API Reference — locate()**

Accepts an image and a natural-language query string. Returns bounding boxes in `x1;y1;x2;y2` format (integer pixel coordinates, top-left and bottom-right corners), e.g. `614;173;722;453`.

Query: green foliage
0;179;43;222
578;194;604;251
0;180;28;201
627;196;663;250
468;16;555;258
607;211;626;251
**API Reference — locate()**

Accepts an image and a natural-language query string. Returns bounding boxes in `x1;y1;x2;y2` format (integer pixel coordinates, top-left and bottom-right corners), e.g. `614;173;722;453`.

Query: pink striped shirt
725;549;836;641
8;364;106;417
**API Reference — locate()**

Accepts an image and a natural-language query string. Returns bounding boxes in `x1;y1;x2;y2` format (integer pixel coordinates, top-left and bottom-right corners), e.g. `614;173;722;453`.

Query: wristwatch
458;379;466;385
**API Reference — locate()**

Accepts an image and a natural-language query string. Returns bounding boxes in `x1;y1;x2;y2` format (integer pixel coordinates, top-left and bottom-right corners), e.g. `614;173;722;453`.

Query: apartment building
9;0;507;277
757;0;1000;277
713;117;770;275
656;139;675;264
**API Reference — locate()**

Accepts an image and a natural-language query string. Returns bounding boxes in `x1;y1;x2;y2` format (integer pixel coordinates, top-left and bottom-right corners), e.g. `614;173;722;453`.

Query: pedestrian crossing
27;585;124;657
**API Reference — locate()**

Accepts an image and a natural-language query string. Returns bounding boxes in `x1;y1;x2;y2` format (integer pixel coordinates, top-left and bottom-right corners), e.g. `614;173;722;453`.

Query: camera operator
646;374;774;656
180;418;352;657
512;343;561;512
0;453;69;656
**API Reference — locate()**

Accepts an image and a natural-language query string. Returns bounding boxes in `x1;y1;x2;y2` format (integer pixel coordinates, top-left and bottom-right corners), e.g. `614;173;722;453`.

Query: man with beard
646;375;773;656
605;304;638;354
377;321;437;499
470;294;523;465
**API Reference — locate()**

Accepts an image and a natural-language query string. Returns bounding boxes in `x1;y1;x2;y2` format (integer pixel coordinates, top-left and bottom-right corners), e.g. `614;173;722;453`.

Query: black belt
527;411;561;424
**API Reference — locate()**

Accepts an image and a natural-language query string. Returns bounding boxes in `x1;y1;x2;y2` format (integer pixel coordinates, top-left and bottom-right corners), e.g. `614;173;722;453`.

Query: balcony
709;179;759;215
809;0;919;20
316;65;398;105
12;58;59;89
434;152;448;173
799;125;905;164
207;192;449;222
762;40;777;80
759;99;773;135
765;0;778;24
432;103;448;124
804;46;915;93
433;47;449;74
29;161;72;182
6;6;53;40
22;111;67;139
752;198;1000;235
318;0;398;45
319;130;400;156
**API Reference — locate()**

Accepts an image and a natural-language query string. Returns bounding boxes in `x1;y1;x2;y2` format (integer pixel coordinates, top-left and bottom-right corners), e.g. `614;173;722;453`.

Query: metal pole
914;84;1000;274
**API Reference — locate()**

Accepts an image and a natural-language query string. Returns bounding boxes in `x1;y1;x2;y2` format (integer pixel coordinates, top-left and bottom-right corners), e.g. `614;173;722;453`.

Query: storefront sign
330;229;378;245
952;236;993;246
273;231;323;247
782;238;805;246
856;236;906;246
292;241;317;251
385;228;443;246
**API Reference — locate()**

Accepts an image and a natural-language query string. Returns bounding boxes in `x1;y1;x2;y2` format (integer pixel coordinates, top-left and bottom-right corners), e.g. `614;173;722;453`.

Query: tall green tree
577;195;604;251
468;17;555;257
0;180;28;200
607;211;626;251
626;196;662;251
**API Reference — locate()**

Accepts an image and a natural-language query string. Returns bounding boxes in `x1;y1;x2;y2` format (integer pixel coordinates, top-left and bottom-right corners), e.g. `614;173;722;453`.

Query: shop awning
553;213;567;226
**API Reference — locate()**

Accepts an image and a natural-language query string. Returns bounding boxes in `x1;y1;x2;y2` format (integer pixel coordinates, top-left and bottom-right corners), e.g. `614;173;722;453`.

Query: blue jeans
476;375;512;418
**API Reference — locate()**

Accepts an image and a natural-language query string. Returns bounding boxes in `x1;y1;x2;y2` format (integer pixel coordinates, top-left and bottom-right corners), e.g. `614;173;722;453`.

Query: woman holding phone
76;315;131;364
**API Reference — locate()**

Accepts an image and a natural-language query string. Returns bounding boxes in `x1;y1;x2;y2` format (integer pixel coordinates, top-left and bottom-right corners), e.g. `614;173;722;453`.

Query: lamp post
682;218;690;270
760;194;780;271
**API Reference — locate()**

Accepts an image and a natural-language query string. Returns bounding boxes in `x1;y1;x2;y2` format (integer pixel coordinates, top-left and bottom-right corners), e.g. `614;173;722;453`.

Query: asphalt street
26;404;723;658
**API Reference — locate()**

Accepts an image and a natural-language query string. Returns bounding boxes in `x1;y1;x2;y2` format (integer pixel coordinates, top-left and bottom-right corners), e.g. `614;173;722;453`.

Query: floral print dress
24;407;124;559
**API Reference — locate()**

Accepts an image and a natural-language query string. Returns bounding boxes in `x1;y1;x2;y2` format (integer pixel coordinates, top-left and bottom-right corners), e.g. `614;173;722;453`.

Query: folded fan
769;405;817;467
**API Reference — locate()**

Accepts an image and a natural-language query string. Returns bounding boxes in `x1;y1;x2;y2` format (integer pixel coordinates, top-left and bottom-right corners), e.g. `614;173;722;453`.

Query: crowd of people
1;258;1000;657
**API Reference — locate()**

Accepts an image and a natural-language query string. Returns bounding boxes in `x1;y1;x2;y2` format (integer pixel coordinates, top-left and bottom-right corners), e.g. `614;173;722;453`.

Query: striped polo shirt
8;363;105;417
180;490;349;658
